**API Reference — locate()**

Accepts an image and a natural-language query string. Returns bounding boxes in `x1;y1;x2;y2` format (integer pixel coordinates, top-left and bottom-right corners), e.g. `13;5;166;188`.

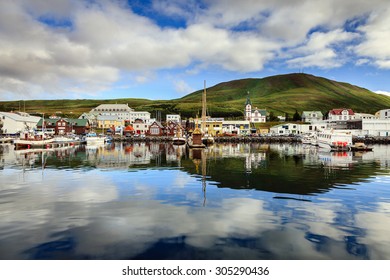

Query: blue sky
1;0;390;101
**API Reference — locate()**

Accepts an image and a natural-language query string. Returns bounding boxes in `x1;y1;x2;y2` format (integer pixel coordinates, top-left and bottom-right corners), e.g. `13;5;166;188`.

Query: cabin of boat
317;130;352;151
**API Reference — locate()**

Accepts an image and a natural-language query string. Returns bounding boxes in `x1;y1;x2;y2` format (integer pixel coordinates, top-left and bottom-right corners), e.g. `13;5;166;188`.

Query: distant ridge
1;73;390;118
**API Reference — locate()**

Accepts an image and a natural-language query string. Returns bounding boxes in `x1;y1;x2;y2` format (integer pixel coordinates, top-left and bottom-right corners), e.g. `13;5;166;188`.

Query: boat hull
14;138;55;149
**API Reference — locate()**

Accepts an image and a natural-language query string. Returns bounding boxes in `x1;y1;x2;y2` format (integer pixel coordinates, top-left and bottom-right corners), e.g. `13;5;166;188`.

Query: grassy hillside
176;73;390;117
1;73;390;119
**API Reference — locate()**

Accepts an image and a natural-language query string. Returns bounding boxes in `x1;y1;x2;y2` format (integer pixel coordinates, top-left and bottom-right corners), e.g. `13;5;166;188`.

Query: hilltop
1;73;390;119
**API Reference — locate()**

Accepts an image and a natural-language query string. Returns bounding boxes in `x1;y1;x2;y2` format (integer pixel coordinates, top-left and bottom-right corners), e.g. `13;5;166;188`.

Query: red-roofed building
328;108;355;121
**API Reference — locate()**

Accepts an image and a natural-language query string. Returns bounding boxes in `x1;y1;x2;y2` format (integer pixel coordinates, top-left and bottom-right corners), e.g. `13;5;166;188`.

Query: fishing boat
14;132;55;149
317;129;352;151
200;81;214;145
172;125;186;145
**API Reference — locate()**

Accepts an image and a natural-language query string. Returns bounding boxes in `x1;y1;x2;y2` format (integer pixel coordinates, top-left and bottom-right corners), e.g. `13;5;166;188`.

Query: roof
302;111;323;117
0;112;40;122
252;108;267;115
150;121;164;128
124;125;134;131
329;108;355;115
91;104;133;112
37;118;89;127
97;115;119;121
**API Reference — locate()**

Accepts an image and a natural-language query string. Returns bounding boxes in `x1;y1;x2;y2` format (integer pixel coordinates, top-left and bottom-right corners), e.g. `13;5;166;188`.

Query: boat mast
201;80;207;134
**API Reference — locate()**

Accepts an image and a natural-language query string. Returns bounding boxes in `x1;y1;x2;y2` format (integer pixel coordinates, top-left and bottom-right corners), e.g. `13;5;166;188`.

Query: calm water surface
1;142;390;259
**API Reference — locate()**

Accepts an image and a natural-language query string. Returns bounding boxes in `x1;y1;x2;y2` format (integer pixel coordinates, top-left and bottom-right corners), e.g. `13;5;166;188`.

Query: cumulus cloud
0;0;390;99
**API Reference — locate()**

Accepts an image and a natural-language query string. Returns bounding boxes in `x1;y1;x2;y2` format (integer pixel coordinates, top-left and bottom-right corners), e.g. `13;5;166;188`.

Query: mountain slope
176;73;390;117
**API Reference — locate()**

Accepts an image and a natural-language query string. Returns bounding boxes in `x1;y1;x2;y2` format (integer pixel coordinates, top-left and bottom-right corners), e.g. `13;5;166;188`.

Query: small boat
84;132;105;146
351;142;373;152
173;125;186;145
202;134;214;145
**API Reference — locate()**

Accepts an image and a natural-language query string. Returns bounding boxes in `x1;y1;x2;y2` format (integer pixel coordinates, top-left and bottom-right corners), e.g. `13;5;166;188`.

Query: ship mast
201;80;207;134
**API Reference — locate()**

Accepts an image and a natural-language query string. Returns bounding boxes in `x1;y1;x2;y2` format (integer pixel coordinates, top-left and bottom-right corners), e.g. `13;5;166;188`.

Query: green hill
1;73;390;119
175;73;390;117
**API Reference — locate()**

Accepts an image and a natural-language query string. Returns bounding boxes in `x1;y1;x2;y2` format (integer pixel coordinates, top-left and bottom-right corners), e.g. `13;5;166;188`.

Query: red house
148;121;164;136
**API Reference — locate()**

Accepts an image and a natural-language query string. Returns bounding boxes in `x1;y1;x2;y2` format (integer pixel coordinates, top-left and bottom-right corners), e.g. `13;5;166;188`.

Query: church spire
245;91;252;105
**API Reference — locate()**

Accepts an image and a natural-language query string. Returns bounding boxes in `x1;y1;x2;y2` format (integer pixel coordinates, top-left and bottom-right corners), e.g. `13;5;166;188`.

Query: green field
2;73;390;119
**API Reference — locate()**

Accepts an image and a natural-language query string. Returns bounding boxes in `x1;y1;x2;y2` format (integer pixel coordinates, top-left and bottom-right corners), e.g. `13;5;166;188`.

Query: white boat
14;133;55;149
301;133;316;145
85;132;105;146
173;125;186;145
317;129;352;151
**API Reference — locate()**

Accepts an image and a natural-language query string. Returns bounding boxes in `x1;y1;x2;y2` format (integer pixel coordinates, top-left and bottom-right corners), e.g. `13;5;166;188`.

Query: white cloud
374;90;390;97
174;80;194;95
1;0;390;99
286;29;359;68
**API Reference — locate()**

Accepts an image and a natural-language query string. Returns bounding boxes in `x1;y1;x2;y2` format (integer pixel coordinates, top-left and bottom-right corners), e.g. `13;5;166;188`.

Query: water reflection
0;143;389;259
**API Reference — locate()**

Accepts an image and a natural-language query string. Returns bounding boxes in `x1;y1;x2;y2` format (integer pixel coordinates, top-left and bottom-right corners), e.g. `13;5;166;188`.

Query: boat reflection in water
0;142;389;260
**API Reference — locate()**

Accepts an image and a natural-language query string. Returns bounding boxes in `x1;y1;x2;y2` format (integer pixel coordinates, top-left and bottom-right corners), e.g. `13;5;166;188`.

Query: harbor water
0;142;389;259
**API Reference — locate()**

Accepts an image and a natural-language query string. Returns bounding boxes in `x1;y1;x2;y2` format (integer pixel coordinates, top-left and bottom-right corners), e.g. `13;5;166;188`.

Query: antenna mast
201;80;207;133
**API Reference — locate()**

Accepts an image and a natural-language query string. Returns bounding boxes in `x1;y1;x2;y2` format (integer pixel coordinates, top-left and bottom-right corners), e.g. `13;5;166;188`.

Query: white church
245;93;267;123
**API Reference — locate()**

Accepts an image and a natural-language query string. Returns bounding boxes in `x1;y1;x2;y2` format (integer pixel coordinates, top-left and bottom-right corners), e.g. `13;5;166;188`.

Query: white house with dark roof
0;112;40;134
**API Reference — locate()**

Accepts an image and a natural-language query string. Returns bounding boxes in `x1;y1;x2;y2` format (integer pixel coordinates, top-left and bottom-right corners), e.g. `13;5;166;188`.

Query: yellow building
97;115;123;129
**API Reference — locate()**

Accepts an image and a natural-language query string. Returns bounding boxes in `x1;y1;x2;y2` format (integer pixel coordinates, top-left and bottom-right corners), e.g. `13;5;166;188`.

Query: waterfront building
97;115;123;129
133;119;149;135
37;117;90;135
79;112;98;128
148;121;165;136
361;119;390;136
301;111;323;122
221;120;251;135
245;93;267;123
197;119;223;136
270;123;312;135
0;112;41;135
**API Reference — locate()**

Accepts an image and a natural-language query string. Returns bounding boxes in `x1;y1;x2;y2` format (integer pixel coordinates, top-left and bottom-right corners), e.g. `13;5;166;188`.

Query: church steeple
245;91;252;121
245;91;252;105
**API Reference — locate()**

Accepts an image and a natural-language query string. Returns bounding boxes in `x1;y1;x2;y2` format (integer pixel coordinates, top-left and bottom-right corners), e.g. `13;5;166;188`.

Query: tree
293;110;301;121
268;111;279;122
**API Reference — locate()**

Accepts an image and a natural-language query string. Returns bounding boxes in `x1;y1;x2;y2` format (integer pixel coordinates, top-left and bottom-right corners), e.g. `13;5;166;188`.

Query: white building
0;112;41;135
301;111;323;122
270;123;312;135
376;109;390;120
129;111;151;123
245;94;266;123
354;113;376;120
90;104;133;121
222;120;251;135
361;119;390;136
89;103;151;125
166;114;181;124
328;108;356;121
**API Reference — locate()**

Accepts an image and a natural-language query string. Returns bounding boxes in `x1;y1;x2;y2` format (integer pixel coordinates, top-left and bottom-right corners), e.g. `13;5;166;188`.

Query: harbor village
2;89;390;151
